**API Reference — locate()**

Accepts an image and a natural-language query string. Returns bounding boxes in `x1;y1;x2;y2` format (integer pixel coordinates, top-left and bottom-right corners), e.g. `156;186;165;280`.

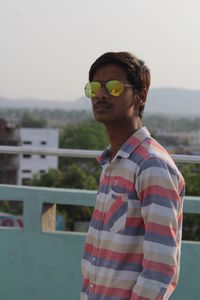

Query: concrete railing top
0;145;200;164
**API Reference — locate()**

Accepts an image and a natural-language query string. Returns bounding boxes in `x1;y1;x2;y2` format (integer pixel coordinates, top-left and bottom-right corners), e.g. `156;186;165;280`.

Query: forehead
92;64;128;82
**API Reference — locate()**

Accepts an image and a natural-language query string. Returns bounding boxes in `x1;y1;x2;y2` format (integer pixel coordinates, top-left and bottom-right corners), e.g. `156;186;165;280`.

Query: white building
17;128;59;185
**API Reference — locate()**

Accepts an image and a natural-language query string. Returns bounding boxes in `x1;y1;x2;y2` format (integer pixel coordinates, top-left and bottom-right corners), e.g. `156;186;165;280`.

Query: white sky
0;0;200;101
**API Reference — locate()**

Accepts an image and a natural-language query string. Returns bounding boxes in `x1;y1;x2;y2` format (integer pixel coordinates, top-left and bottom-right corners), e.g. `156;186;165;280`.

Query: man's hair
89;52;151;118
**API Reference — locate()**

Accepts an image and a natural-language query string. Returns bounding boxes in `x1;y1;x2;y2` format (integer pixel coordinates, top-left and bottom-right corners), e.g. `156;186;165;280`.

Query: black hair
89;52;151;118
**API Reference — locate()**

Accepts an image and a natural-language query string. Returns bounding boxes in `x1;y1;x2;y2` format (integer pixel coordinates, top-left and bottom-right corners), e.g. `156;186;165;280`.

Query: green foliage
181;164;200;196
32;169;63;188
32;166;96;229
59;119;109;185
20;112;47;128
60;119;109;150
181;163;200;241
32;119;110;230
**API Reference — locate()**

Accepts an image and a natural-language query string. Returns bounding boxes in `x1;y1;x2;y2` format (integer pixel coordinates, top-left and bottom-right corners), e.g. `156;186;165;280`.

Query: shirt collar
97;127;150;166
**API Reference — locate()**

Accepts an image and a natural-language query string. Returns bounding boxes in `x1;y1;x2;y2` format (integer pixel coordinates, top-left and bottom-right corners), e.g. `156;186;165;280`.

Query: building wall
0;120;19;184
17;128;59;185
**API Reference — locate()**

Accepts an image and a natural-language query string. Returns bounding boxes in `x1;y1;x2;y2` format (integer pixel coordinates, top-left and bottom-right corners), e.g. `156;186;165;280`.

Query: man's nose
95;85;109;99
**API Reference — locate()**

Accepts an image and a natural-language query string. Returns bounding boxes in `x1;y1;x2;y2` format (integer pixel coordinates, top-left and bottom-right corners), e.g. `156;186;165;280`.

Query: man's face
91;64;138;125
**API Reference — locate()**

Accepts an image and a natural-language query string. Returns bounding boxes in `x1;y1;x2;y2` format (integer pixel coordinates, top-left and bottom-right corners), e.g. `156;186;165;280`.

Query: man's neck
104;117;142;160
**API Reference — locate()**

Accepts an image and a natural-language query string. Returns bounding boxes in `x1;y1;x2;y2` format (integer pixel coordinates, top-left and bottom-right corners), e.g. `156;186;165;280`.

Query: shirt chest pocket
103;188;128;233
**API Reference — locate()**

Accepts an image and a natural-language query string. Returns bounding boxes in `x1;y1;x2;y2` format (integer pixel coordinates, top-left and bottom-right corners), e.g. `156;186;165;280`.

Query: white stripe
136;276;168;293
88;226;144;245
138;166;177;182
95;266;139;281
144;240;177;256
109;213;126;232
142;203;177;219
80;292;88;300
116;159;139;172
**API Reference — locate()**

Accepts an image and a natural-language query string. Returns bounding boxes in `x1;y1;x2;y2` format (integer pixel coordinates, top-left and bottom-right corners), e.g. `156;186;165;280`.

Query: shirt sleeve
132;157;185;300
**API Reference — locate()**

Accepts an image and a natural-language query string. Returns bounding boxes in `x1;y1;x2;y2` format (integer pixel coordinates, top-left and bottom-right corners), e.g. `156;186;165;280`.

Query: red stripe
98;248;143;263
142;258;176;276
84;243;143;263
93;209;105;222
150;139;166;151
105;199;123;224
126;217;144;228
84;243;93;254
135;145;150;160
82;276;89;288
127;135;141;148
140;185;180;201
131;293;150;300
145;222;177;237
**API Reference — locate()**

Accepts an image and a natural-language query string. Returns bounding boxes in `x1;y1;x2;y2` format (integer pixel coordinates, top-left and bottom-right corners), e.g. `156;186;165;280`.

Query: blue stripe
128;191;139;200
129;152;146;166
145;231;176;247
90;218;104;231
98;184;110;194
96;257;142;272
122;226;145;236
105;202;127;230
82;284;89;294
180;186;185;197
142;195;179;210
121;142;135;153
138;157;178;176
141;269;172;284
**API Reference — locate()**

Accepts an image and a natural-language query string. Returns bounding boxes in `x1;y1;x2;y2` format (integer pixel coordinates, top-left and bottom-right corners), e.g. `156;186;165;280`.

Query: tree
32;166;96;230
59;119;109;184
32;119;109;230
179;164;200;241
20;112;47;128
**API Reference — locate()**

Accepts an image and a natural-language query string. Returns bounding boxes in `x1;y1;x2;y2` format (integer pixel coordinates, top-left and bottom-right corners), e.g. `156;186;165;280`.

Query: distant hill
146;88;200;116
0;87;200;116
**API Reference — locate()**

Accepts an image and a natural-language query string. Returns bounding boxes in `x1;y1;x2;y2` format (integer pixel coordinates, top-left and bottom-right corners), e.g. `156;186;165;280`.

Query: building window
41;141;47;145
22;170;31;173
40;170;46;174
23;141;32;145
40;155;46;158
23;154;31;158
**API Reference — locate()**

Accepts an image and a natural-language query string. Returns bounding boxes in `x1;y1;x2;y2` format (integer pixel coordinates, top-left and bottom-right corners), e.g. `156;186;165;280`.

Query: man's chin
93;111;109;123
94;115;107;123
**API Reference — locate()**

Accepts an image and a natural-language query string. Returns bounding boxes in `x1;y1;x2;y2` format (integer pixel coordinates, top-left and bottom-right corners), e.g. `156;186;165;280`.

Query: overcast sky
0;0;200;101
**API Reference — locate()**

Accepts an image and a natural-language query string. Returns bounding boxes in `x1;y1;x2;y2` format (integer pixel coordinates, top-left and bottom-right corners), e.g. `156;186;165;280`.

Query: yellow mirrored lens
85;82;101;98
106;80;124;97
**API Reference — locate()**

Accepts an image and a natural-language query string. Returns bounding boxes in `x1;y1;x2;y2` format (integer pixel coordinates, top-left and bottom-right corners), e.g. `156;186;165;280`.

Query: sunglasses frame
84;80;135;98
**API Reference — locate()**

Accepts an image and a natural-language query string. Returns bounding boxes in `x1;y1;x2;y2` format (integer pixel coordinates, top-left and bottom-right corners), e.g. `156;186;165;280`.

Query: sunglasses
84;80;134;98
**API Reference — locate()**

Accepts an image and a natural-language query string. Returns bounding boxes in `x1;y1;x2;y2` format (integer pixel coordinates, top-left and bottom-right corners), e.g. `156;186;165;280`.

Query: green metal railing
0;184;200;300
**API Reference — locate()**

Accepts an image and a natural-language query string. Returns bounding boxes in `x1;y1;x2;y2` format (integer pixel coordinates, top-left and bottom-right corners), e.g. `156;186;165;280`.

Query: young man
81;52;185;300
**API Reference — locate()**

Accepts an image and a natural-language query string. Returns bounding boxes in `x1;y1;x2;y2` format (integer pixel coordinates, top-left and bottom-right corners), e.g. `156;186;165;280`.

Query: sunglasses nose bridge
95;82;109;98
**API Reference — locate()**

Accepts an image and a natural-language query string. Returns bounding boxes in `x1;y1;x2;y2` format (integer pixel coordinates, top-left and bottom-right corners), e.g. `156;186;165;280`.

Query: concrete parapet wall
0;185;199;300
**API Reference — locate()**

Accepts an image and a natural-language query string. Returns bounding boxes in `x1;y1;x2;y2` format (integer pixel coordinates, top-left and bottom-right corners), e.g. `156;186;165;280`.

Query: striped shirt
81;127;185;300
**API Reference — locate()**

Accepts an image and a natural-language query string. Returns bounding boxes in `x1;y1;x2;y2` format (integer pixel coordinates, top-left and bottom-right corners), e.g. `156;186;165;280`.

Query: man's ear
134;88;147;109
